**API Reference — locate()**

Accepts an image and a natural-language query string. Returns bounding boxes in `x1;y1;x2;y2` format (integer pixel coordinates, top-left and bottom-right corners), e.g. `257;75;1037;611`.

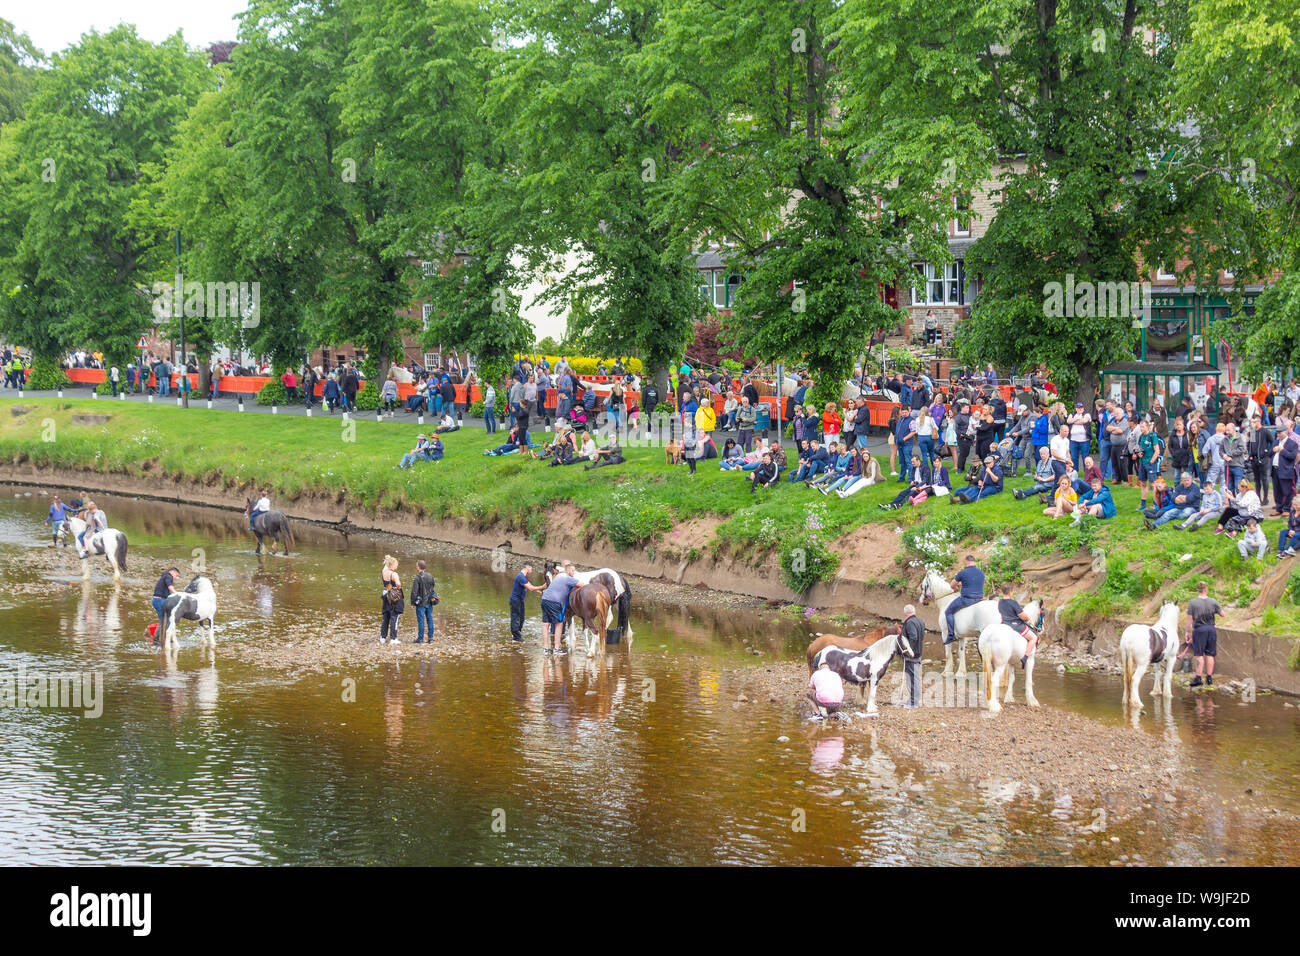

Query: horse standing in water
161;575;218;649
566;579;616;658
60;515;128;581
1118;601;1182;712
976;599;1047;716
244;500;295;555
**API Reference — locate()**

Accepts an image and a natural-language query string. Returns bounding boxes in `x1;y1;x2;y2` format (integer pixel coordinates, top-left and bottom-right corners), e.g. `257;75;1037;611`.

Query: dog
665;439;682;465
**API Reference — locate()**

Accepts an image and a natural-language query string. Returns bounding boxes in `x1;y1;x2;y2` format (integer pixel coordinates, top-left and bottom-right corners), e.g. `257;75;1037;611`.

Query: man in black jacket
899;605;925;708
1248;414;1275;507
411;560;438;644
749;453;778;494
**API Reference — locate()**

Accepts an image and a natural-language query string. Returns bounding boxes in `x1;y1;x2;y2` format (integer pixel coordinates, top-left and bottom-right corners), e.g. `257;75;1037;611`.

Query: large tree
643;0;979;400
0;17;41;125
0;26;209;365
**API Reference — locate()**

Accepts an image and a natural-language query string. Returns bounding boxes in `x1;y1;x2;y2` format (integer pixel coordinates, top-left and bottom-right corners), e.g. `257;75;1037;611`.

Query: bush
354;379;381;411
24;355;68;391
515;353;644;375
600;483;671;550
779;501;840;593
468;400;485;418
94;379;115;396
255;378;292;406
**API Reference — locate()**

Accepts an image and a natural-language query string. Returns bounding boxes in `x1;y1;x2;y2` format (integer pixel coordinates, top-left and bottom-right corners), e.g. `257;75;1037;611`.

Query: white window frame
911;261;965;306
423;352;438;371
420;260;437;277
1156;264;1176;281
712;271;727;308
952;196;971;237
422;303;433;331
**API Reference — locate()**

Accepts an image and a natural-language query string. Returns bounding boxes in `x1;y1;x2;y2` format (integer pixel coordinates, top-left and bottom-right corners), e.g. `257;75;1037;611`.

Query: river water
0;488;1297;866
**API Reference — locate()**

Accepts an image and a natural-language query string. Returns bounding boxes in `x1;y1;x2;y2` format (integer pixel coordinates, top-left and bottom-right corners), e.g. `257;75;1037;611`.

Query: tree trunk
198;349;211;398
1076;363;1100;408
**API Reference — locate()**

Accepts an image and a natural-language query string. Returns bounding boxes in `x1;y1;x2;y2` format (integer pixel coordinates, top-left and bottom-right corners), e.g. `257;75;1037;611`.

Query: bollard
176;396;182;406
118;392;124;401
206;399;212;410
376;408;382;423
92;392;97;400
57;389;63;398
417;414;424;426
237;395;244;412
148;394;154;403
305;406;312;417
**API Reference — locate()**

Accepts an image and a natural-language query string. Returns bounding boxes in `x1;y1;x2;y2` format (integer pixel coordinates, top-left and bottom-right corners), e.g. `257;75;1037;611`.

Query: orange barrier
64;368;105;384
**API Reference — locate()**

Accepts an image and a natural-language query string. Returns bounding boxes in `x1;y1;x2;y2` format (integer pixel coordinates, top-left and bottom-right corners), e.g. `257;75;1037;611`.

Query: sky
2;1;248;57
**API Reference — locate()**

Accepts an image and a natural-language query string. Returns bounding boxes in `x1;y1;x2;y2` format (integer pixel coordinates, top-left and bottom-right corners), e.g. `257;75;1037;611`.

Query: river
0;488;1297;865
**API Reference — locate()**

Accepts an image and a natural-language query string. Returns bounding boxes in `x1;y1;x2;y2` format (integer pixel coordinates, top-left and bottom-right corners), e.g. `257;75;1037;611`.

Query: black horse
244;499;295;555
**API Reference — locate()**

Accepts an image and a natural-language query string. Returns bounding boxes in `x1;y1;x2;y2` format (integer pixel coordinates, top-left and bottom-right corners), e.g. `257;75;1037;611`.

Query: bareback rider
996;582;1037;667
77;500;107;555
249;492;271;531
943;554;984;645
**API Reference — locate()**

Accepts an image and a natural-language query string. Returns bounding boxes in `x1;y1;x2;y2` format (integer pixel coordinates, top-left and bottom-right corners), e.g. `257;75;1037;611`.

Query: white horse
811;631;905;715
546;565;635;653
61;514;128;582
918;569;1002;677
161;574;218;649
976;599;1047;717
1118;601;1182;711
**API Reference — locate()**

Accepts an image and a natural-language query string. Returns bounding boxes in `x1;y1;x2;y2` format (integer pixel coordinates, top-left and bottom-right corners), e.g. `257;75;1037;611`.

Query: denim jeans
896;440;913;479
1099;441;1113;479
157;376;169;396
415;604;434;642
1228;465;1244;493
1277;528;1300;552
152;596;167;628
1152;506;1194;527
1070;440;1089;472
484;404;496;433
918;435;936;471
433;393;443;416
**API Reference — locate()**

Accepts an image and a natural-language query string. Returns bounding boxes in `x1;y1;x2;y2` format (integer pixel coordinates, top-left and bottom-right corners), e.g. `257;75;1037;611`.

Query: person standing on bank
380;555;404;645
899;604;925;708
410;559;438;644
509;562;543;643
1184;581;1221;687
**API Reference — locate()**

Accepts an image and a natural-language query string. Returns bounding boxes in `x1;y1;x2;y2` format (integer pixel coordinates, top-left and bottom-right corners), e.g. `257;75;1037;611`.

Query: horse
918;568;1001;677
1118;600;1182;711
575;567;633;646
806;623;903;673
60;514;128;582
566;579;615;658
811;633;905;715
244;500;295;555
975;599;1047;717
161;574;218;649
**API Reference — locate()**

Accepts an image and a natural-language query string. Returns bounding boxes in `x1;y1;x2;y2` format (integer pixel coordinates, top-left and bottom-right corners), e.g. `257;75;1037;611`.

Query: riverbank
3;398;1298;690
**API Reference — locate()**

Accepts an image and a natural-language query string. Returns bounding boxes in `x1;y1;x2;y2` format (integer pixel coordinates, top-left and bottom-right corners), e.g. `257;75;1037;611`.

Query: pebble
777;735;790;743
1108;764;1119;772
737;694;749;703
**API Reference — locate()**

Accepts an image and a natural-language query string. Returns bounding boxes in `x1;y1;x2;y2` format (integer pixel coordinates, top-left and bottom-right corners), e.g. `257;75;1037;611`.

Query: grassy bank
0;398;1290;635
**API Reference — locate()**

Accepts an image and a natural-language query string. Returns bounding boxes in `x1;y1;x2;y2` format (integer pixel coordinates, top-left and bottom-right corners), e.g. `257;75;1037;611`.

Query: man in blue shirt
509;562;543;643
45;495;67;547
944;555;985;645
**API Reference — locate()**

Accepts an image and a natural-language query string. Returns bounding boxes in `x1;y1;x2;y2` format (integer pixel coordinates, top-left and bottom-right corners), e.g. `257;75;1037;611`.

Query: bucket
147;622;159;641
605;627;622;644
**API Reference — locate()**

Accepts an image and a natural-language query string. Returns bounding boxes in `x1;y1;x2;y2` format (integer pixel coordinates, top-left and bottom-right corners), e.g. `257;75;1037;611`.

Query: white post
148;394;154;403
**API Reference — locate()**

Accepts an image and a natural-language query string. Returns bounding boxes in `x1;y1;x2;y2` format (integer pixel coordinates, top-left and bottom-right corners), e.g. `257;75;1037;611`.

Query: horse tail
115;533;127;572
282;514;295;552
983;649;994;705
1121;637;1135;704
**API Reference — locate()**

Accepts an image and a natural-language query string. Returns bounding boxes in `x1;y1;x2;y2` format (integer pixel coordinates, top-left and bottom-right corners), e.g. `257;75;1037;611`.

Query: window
1156;264;1175;281
420;261;437;277
423;352;438;371
726;274;743;307
697;272;711;303
912;262;965;306
712;271;728;308
952;196;971;236
422;303;433;331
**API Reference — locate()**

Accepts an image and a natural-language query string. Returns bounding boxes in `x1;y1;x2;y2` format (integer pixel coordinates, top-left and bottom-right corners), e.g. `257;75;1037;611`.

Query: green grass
0;398;1282;610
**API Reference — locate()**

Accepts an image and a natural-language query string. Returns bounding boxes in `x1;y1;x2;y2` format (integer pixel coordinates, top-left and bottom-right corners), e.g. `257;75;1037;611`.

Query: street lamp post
175;229;188;408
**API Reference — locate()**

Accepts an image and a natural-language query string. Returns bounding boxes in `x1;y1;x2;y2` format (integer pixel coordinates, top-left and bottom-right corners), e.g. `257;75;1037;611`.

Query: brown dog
806;623;903;673
665;439;682;465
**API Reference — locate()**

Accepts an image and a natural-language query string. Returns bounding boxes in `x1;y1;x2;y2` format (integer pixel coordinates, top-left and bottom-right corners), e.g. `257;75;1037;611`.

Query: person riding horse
249;493;271;532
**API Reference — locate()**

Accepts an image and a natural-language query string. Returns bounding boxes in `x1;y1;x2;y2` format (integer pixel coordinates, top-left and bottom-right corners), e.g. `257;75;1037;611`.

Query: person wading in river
509;562;543;643
1184;580;1222;688
539;560;580;656
380;555;404;645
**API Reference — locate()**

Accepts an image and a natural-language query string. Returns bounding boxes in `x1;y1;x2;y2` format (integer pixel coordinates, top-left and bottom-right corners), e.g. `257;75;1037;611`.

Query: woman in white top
1217;479;1264;536
837;452;885;497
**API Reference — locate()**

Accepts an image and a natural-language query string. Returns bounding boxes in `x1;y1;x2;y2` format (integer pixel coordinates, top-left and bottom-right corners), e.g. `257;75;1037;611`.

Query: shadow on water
0;487;1297;865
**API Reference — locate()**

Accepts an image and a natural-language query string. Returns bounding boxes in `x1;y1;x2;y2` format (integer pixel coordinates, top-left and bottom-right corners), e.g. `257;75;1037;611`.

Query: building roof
1101;361;1221;376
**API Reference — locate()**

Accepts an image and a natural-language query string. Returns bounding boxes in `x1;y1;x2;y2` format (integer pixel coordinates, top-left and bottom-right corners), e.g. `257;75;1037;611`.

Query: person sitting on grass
1215;478;1263;538
836;450;884;497
820;446;861;496
398;434;432;469
1179;481;1223;530
792;438;831;484
909;460;951;504
1276;498;1300;557
485;424;530;457
426;435;444;461
726;438;768;472
1077;475;1116;519
1042;474;1078;519
881;452;931;510
1237;517;1267;560
1147;472;1201;529
1072;455;1104;496
434;410;459;434
808;661;843;720
1141;476;1173;522
808;442;850;490
1012;447;1056;501
951;455;1003;504
585;437;625;470
720;438;742;466
749;452;778;495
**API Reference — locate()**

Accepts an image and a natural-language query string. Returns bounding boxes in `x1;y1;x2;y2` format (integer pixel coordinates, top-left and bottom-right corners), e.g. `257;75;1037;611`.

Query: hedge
514;354;644;375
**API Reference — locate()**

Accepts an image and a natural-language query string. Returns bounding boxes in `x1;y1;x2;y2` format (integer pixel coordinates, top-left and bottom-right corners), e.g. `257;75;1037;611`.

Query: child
1237;517;1267;560
808;662;844;719
1180;481;1223;530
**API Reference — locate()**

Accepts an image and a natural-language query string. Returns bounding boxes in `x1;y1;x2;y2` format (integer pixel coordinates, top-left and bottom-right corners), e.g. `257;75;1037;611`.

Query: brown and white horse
811;633;905;715
567;579;615;658
806;623;903;674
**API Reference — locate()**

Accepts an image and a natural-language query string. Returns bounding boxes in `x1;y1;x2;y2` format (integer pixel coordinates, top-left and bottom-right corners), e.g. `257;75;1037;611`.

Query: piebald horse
1118;600;1182;711
545;565;635;651
811;632;906;715
806;623;903;674
161;574;218;649
975;599;1047;717
567;579;615;658
244;500;295;555
61;514;128;582
918;568;1002;677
